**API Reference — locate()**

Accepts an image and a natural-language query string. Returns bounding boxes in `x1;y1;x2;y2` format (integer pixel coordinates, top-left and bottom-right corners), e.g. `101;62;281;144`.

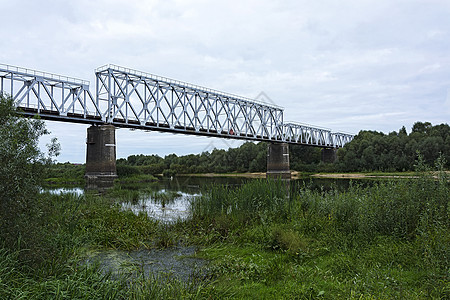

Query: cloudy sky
1;0;449;162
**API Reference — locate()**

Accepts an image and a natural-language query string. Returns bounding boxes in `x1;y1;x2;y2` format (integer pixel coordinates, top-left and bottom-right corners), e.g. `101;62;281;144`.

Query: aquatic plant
150;190;183;207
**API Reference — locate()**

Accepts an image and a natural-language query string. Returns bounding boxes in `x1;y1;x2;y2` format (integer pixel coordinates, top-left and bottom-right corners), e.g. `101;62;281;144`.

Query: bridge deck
0;63;353;148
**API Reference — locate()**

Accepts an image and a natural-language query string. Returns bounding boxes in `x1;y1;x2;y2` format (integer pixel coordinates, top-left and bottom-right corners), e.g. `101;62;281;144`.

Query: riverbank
311;172;417;179
1;174;448;298
181;171;423;180
312;171;450;179
182;172;267;178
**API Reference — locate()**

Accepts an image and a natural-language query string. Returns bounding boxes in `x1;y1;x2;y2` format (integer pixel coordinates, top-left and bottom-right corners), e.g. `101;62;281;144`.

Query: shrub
0;95;58;263
116;164;142;177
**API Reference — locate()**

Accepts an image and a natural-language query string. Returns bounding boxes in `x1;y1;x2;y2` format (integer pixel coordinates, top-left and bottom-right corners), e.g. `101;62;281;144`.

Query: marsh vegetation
2;169;448;299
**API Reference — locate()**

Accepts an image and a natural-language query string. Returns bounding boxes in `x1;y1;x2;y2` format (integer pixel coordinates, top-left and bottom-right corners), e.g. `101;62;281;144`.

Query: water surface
86;246;206;282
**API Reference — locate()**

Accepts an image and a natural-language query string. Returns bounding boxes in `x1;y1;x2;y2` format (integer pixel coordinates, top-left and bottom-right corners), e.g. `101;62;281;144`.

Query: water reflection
121;190;199;223
85;175;116;193
45;187;84;196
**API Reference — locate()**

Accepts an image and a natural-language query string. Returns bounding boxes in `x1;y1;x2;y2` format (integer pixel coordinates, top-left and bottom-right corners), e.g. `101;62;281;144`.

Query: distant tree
164;153;178;169
412;121;432;134
289;144;321;171
399;126;407;136
336;122;450;172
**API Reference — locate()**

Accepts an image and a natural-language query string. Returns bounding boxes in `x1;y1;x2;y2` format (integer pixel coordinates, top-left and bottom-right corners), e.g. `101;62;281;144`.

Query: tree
412;121;432;134
0;94;57;256
336;123;450;172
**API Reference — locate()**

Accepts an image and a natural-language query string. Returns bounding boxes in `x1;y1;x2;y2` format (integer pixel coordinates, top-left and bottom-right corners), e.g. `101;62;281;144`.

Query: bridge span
0;63;353;182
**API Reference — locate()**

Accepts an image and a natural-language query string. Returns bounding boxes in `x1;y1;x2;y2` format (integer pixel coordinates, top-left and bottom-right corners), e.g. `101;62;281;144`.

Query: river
46;175;364;223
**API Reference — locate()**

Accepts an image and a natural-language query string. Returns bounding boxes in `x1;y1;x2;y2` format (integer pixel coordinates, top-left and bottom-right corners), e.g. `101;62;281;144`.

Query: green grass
44;177;85;185
114;174;158;184
0;247;224;299
184;171;449;299
0;189;221;299
193;239;446;299
43;163;86;185
1;167;448;298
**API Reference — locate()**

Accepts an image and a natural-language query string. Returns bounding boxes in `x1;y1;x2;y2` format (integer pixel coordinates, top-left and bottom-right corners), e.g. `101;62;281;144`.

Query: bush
116;164;142;177
44;163;85;182
0;95;56;261
162;169;177;177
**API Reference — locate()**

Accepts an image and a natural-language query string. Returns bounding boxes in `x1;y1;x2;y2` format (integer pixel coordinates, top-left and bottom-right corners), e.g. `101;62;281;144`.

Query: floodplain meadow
0;168;448;299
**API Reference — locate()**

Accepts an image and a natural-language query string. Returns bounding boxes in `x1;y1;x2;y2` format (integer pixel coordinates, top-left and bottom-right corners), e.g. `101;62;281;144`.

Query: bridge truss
0;63;353;148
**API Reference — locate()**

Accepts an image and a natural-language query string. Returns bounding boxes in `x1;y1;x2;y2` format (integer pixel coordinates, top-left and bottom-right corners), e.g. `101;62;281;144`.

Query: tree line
336;122;450;172
117;121;449;176
116;140;325;177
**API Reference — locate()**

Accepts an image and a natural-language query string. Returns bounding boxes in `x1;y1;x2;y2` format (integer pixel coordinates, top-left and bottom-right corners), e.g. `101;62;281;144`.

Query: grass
0;167;448;298
43;164;158;187
185;170;449;299
150;190;183;207
0;189;221;299
44;177;85;185
0;247;224;299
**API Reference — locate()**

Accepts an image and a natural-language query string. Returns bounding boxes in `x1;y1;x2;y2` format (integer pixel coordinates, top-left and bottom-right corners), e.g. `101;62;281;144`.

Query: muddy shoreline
181;171;421;179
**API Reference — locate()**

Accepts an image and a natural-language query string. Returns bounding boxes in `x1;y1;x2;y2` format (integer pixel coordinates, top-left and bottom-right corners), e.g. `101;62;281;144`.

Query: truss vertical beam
0;63;354;148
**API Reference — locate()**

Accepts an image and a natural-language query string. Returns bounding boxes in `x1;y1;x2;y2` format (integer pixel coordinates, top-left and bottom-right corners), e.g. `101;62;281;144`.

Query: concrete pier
321;148;337;164
266;143;291;179
85;124;117;189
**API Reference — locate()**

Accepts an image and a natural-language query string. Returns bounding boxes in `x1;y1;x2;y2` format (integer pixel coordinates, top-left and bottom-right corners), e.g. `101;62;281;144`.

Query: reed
186;172;448;298
149;190;182;207
190;179;290;227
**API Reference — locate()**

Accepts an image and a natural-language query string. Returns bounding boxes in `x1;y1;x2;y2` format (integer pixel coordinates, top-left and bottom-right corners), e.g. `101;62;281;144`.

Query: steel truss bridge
0;63;353;148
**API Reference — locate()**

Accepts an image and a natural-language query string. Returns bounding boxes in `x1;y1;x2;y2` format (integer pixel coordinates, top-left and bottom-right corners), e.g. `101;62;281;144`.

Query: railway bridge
0;63;353;182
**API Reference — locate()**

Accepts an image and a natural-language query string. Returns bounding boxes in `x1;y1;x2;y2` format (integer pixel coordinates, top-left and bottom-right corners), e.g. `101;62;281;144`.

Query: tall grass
150;190;183;207
1;160;448;298
0;188;223;299
294;176;449;241
188;170;449;298
0;247;221;299
191;172;448;243
191;179;290;225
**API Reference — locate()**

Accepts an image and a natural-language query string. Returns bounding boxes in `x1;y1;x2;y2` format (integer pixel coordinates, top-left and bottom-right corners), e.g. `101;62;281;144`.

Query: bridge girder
0;63;354;148
95;65;284;142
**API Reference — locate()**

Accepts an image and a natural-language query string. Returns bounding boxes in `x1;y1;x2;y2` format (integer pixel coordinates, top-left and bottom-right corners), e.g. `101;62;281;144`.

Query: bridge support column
321;148;337;163
267;143;291;179
85;124;117;189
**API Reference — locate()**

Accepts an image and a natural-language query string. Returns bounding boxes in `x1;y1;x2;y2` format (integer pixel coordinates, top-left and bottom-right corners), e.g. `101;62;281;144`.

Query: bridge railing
330;132;355;148
0;63;101;122
95;65;285;141
1;62;354;147
95;64;283;109
282;122;332;146
282;122;354;148
0;63;88;86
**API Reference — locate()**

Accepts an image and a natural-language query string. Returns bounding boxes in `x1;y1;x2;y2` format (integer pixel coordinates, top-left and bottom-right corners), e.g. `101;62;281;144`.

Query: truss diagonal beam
0;63;354;148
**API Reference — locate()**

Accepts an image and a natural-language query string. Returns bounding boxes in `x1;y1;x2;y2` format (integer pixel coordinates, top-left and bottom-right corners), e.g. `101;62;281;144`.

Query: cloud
3;0;450;161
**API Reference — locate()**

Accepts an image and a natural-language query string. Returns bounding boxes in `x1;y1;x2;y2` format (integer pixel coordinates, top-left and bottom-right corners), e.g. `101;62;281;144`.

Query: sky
1;0;449;163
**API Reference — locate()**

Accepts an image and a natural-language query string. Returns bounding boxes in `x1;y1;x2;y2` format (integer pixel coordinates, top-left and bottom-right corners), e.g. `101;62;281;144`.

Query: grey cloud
3;0;450;162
